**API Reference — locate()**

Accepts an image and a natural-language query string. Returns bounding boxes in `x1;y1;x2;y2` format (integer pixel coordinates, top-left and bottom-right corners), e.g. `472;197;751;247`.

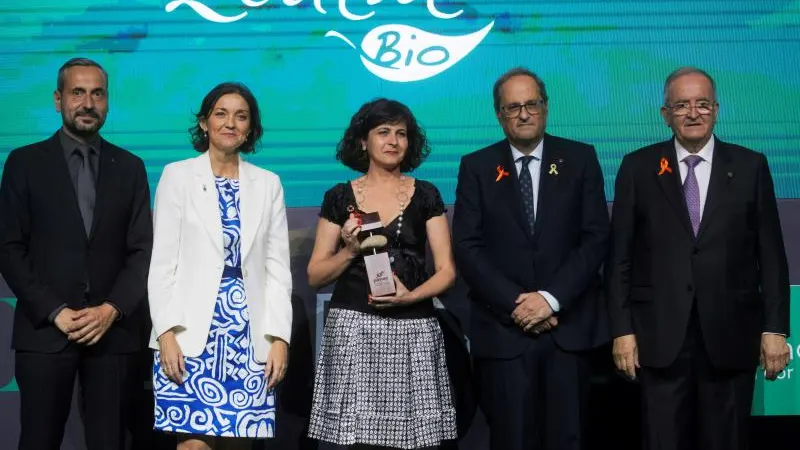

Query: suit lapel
89;141;116;240
696;139;732;241
44;133;88;241
190;153;224;256
655;141;694;237
237;159;264;263
493;141;531;241
534;134;561;239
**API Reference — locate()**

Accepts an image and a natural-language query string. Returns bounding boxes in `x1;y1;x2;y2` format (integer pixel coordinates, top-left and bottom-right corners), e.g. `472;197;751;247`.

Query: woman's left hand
265;338;289;389
369;275;419;309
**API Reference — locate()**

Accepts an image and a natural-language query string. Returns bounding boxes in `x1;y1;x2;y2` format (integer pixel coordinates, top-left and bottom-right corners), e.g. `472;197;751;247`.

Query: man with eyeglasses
452;67;610;450
606;66;790;450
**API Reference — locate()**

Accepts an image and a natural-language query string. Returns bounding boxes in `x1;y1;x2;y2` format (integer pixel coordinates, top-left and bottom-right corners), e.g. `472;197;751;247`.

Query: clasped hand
511;292;556;334
54;303;118;346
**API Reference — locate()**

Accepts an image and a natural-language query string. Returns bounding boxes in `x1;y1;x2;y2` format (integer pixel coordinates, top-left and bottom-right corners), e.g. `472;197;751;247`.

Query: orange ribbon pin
658;157;673;175
495;165;510;182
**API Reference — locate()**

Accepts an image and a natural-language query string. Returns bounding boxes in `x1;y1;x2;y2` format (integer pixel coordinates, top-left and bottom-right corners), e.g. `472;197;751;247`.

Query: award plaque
358;212;396;296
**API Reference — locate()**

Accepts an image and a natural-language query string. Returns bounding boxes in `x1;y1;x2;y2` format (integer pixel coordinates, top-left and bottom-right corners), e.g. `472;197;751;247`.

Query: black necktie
518;155;536;234
73;146;96;236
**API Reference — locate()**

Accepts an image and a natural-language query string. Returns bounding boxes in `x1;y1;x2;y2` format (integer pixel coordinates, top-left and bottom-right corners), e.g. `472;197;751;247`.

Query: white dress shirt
510;142;560;313
675;136;715;220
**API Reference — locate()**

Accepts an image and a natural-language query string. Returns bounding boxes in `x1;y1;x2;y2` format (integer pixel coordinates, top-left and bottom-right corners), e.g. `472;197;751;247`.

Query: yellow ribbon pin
549;163;558;175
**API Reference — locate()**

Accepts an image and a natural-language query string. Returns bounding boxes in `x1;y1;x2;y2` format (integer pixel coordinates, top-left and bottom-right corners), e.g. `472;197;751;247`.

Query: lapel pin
548;163;559;175
727;172;734;179
658;157;673;175
495;165;510;182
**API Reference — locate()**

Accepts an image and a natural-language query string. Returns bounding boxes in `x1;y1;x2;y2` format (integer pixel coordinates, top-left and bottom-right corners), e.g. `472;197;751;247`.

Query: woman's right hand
158;331;186;384
340;213;362;255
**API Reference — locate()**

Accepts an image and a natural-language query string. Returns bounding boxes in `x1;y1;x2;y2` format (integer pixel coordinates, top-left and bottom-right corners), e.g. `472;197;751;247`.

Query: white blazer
148;153;292;362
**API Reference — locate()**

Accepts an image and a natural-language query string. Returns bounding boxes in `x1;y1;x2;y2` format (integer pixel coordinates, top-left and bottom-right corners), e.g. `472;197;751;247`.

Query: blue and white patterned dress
152;176;276;438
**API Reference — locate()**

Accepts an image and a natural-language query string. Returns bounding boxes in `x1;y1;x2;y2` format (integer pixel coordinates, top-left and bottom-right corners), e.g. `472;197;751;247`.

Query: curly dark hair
190;82;263;154
336;98;430;173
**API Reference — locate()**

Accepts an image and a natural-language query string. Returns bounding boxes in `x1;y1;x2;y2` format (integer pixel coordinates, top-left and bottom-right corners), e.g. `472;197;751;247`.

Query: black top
319;179;446;319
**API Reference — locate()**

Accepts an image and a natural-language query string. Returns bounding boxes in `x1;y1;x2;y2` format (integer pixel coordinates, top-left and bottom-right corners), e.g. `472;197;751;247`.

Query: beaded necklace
354;174;409;243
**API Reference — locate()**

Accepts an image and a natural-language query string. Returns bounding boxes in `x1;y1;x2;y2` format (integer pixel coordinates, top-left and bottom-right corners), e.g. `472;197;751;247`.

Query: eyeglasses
666;100;717;116
500;100;546;118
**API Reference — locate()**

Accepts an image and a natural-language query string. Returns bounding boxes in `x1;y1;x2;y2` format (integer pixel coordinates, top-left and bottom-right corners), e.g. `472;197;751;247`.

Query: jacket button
687;284;694;292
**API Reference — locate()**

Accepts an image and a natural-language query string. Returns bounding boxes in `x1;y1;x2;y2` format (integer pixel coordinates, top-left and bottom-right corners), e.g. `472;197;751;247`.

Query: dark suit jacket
0;132;153;354
606;137;790;370
453;134;611;359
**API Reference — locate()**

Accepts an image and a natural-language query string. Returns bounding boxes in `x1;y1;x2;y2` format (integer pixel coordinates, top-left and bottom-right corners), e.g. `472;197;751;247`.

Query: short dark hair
663;66;717;105
336;98;430;173
492;67;548;112
190;82;263;154
57;57;108;92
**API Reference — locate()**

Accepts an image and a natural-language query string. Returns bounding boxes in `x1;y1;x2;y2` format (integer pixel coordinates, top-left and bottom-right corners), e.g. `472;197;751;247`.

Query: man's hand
511;292;553;330
761;334;790;381
54;308;80;335
527;315;558;334
67;303;119;345
612;334;639;380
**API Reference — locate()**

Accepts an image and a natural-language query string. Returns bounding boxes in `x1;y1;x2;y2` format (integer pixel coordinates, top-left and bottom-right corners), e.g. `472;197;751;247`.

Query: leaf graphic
352;21;494;82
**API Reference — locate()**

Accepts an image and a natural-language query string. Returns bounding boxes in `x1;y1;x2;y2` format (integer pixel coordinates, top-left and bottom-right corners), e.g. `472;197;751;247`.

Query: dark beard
64;113;103;137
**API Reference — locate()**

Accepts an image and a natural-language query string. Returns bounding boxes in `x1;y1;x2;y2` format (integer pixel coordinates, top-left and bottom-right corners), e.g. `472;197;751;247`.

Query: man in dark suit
0;57;152;450
452;67;610;450
606;67;790;450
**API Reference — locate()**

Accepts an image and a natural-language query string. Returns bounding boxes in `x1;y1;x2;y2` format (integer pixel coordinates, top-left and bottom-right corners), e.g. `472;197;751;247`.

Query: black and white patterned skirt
308;308;458;449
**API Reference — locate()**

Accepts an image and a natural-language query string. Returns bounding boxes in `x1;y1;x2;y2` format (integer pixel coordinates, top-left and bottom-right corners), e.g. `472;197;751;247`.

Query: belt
222;265;243;278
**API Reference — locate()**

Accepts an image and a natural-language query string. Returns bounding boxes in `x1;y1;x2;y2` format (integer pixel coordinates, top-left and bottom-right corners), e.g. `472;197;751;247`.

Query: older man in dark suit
606;66;790;450
0;57;152;450
452;67;610;450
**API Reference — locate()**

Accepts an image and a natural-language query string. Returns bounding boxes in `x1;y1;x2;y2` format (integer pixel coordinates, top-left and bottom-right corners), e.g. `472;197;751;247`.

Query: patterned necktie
682;154;703;236
518;155;536;234
74;146;97;236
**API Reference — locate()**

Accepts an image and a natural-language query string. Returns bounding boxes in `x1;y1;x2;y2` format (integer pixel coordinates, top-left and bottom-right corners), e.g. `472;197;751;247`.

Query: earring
204;131;208;139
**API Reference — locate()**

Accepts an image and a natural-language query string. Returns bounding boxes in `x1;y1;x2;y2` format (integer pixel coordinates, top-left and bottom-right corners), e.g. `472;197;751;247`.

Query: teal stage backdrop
1;0;799;205
1;0;799;424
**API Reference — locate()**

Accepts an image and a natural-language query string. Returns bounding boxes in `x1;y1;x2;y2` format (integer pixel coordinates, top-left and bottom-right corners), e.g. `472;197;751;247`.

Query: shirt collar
59;128;101;159
675;135;714;164
509;139;543;163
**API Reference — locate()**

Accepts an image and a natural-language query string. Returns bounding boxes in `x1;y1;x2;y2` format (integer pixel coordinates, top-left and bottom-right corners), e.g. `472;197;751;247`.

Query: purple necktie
518;155;536;234
682;154;703;236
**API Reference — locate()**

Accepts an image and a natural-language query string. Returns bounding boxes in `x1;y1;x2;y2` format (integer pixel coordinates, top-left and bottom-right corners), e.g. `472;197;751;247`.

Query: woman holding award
307;98;457;449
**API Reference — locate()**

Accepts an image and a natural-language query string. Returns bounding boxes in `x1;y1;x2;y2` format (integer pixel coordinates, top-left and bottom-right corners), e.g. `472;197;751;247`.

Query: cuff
103;302;123;321
48;304;68;323
762;332;787;337
539;291;560;313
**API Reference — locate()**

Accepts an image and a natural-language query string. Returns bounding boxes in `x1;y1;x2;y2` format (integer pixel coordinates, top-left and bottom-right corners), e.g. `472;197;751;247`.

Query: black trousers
15;346;137;450
639;307;756;450
474;334;592;450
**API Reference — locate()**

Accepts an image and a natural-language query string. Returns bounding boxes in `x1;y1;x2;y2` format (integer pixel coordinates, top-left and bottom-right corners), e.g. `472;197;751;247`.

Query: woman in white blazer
148;82;292;450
